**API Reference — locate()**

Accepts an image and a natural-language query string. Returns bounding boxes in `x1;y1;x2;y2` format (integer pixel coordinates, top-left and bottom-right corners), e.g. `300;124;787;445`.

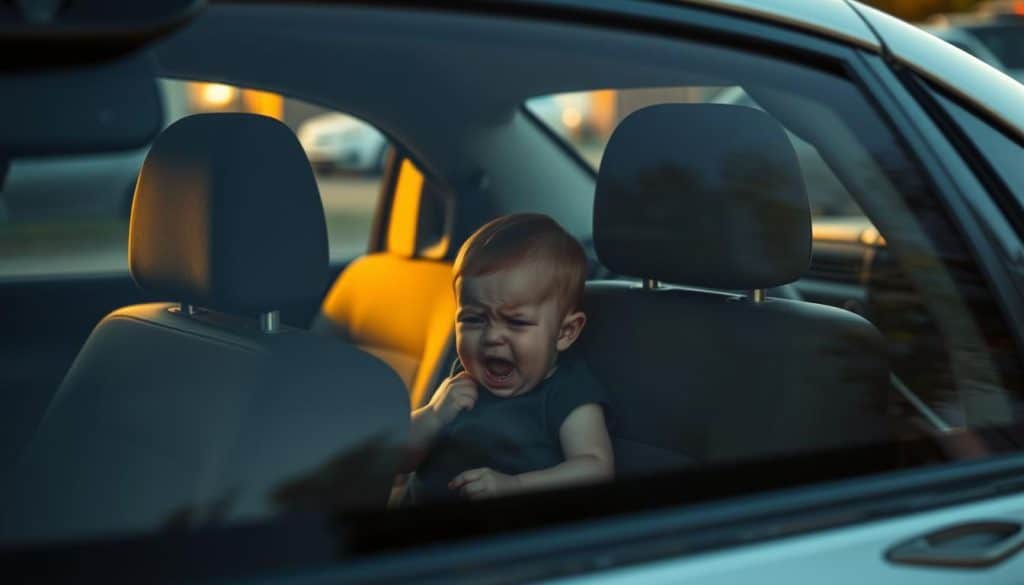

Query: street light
197;83;237;108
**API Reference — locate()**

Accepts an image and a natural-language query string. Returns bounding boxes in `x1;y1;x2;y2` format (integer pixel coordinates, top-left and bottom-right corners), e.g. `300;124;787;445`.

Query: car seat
580;104;892;475
1;114;409;544
314;161;456;408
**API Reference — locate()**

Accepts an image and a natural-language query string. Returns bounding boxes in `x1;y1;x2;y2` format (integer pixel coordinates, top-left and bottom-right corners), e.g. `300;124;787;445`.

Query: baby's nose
482;323;507;344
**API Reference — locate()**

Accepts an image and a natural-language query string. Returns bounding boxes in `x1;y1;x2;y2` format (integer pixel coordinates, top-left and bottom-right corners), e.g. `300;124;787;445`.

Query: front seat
1;114;408;544
580;104;891;475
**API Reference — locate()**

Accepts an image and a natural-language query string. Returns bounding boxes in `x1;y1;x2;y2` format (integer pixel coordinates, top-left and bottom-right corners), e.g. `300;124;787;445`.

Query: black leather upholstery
130;113;328;314
594;104;810;290
2;304;408;543
582;283;890;473
585;104;890;473
2;114;408;544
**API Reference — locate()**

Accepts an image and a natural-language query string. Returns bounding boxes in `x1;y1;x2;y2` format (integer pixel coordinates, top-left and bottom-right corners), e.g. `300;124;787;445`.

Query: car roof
674;0;880;50
852;1;1024;142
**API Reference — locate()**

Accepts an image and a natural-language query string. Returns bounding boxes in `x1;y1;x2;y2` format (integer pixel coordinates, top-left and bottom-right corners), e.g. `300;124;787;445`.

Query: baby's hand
427;372;478;426
449;467;521;500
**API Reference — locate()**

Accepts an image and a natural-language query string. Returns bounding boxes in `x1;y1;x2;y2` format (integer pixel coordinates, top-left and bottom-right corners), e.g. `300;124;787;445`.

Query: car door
5;1;1024;583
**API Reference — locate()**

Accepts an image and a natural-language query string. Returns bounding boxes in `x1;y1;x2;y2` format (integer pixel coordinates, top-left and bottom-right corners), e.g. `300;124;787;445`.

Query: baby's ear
556;311;587;351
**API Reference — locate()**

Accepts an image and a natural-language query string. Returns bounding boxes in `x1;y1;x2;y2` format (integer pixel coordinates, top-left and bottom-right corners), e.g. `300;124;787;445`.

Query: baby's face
455;262;575;397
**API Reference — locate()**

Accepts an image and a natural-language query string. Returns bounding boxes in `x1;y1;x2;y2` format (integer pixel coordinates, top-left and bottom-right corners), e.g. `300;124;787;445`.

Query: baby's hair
453;213;587;314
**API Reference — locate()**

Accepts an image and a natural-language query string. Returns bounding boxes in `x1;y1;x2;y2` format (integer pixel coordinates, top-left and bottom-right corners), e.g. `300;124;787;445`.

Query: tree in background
864;0;983;22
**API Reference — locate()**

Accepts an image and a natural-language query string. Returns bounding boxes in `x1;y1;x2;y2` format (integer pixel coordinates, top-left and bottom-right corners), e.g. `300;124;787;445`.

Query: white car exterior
296;112;388;173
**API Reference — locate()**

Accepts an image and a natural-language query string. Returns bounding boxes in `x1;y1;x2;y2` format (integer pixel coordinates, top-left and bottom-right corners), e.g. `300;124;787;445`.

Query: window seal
900;72;1024;242
12;449;1024;583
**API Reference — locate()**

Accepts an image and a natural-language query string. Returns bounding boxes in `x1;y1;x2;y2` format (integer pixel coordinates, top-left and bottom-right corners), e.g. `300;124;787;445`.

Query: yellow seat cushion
317;253;456;407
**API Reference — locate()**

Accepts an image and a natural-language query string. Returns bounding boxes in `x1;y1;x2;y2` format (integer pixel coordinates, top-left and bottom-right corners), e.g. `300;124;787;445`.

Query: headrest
594;104;811;290
130;114;328;314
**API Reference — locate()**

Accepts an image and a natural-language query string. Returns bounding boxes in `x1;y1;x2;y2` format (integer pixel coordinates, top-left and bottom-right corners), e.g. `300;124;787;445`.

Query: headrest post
181;303;197;316
260;310;281;334
642;278;660;290
751;289;766;304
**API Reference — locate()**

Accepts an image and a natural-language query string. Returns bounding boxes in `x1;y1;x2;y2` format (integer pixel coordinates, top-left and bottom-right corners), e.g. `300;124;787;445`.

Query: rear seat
314;160;455;408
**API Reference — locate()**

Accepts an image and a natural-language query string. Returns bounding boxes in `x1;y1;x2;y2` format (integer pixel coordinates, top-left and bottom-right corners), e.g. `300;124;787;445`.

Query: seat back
315;161;456;407
583;104;891;474
2;114;408;544
316;254;455;407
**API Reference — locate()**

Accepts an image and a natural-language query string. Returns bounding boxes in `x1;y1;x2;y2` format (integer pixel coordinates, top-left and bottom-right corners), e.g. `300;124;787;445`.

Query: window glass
525;81;1023;432
7;8;1024;558
0;80;388;278
928;86;1024;212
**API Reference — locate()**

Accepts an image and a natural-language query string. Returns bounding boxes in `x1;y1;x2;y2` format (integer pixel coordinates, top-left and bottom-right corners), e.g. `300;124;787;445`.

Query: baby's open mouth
483;357;515;381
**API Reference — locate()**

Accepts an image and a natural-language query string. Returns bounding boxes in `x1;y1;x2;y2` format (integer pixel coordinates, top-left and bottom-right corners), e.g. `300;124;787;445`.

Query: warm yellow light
199;83;237;107
242;89;284;121
387;159;425;257
561;107;583;130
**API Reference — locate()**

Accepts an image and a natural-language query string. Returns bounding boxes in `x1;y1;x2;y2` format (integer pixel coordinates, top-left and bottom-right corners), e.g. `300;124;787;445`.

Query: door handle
886;521;1024;568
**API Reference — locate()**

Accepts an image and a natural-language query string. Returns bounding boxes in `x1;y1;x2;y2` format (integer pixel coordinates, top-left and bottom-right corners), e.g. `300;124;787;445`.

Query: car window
0;79;389;279
6;4;1024;568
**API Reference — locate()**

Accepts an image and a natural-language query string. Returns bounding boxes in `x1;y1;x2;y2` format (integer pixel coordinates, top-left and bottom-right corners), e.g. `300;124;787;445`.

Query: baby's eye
508;318;533;327
458;314;485;325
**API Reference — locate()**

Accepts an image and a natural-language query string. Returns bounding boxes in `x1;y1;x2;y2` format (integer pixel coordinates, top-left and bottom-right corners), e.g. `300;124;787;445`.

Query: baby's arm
402;372;478;473
450;403;613;499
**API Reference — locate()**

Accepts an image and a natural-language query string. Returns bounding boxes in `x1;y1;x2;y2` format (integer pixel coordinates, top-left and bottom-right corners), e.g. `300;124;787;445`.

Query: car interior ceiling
153;3;748;240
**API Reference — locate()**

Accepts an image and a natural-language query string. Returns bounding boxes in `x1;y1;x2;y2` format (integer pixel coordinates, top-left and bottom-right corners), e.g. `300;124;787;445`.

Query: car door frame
843;49;1024;363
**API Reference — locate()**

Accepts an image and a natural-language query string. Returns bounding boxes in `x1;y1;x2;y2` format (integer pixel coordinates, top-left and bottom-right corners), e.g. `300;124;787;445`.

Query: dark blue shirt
407;349;609;504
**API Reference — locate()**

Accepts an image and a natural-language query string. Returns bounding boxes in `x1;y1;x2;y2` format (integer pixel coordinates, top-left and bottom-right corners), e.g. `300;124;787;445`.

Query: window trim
849;52;1024;369
914;77;1024;240
10;448;1024;582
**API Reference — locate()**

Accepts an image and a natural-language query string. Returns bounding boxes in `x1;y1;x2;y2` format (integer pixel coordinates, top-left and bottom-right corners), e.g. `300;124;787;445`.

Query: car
924;4;1024;81
922;24;1012;73
3;0;1024;583
296;112;390;174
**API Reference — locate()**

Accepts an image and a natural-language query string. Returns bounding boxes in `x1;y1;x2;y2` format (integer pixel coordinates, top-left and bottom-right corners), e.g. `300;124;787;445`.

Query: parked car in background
296;112;389;174
924;3;1024;81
